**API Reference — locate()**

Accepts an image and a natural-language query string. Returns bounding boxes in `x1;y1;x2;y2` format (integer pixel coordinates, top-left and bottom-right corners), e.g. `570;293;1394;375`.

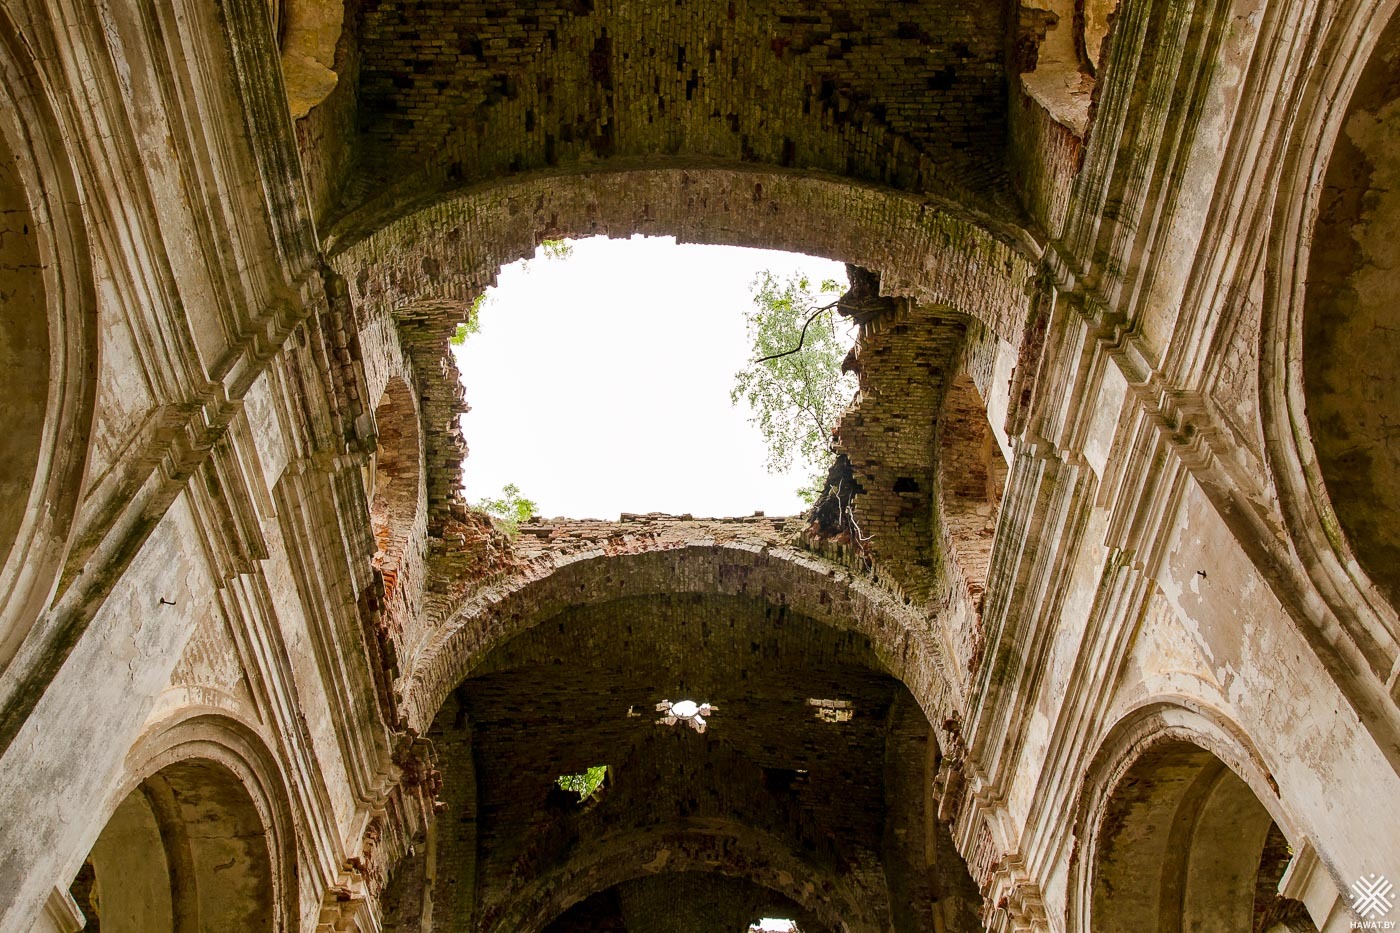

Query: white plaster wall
1146;480;1400;884
0;494;214;930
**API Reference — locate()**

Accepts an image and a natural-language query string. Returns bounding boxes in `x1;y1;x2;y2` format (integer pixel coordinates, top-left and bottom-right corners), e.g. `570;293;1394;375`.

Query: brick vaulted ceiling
341;0;1013;228
418;592;982;931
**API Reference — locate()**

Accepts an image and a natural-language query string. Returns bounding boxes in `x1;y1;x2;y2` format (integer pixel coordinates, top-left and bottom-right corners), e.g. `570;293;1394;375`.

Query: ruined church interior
1;0;1399;930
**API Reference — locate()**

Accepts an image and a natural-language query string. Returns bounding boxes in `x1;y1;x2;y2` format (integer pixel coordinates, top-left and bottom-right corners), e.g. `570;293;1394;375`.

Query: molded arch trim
1067;699;1301;933
98;711;304;932
0;3;99;692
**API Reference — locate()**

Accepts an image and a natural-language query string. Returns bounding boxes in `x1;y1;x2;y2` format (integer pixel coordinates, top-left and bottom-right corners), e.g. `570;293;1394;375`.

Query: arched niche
1301;8;1400;616
1260;0;1400;740
1072;707;1316;933
72;758;278;932
0;10;97;680
0;94;50;618
368;374;423;602
1090;741;1310;931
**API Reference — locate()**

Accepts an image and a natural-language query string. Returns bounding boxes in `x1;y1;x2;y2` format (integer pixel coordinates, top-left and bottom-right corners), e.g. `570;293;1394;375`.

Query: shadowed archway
389;536;985;932
73;758;279;932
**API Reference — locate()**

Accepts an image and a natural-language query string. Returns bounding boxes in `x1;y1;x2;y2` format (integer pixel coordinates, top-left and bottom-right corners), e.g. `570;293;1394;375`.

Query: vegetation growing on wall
451;293;487;346
476;483;539;534
556;764;607;800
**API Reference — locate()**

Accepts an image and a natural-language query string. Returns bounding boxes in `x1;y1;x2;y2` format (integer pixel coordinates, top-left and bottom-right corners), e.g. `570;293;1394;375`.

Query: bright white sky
751;921;799;932
453;235;848;520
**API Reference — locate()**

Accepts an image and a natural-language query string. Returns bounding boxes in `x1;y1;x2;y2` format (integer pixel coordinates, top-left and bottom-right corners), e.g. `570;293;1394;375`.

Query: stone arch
499;823;874;933
402;541;959;736
368;374;424;606
78;712;301;932
0;7;98;681
77;759;277;931
1068;701;1313;933
1297;7;1400;619
1260;0;1400;687
330;165;1038;346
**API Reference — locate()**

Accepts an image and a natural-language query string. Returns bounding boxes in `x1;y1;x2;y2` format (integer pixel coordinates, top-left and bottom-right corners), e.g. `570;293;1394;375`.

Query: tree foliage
519;237;575;274
451;293;487;346
540;238;574;260
731;271;853;503
556;764;607;800
476;482;538;534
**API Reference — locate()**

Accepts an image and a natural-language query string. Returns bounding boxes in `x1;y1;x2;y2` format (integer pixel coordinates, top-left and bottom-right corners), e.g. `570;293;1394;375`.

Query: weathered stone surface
1;2;1399;932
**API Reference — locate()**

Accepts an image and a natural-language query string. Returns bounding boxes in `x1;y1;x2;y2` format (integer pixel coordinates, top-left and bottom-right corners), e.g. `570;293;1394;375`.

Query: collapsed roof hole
751;918;802;932
555;764;607;801
806;697;854;723
454;235;851;520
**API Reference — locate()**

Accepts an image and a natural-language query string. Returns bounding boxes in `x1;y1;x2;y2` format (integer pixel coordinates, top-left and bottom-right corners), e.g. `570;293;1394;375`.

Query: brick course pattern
440;593;898;929
351;0;1010;215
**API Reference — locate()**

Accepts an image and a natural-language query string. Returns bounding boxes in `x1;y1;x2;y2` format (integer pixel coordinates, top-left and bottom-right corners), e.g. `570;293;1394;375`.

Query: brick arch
329;166;1041;556
550;874;822;933
330;164;1037;345
401;536;960;735
496;822;878;933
